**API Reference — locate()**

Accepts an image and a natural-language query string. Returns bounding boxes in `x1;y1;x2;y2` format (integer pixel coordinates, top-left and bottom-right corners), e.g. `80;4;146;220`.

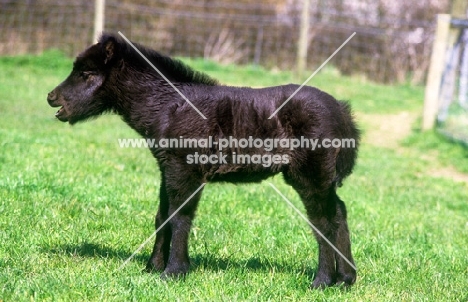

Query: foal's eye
80;71;96;80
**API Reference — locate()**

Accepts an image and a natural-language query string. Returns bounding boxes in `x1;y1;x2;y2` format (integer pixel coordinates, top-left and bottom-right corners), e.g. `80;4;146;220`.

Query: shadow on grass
45;242;148;264
190;253;317;276
45;241;317;276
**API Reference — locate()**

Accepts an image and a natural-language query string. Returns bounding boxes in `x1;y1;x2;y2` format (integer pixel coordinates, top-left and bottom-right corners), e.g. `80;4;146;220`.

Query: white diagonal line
117;31;207;120
268;32;356;119
115;182;206;271
268;183;357;271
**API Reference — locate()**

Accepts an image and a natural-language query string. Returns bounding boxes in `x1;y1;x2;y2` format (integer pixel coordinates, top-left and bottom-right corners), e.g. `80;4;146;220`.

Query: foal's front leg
146;176;171;272
155;168;204;278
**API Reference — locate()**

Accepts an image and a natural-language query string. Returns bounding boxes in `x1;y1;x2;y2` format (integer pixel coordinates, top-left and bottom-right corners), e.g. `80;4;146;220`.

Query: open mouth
55;106;68;122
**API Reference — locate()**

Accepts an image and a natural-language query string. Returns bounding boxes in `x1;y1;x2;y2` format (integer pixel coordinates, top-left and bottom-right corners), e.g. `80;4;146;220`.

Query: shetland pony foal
47;33;359;288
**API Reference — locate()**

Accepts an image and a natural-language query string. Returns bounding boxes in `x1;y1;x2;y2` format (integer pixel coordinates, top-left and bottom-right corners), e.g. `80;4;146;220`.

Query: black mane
99;33;219;86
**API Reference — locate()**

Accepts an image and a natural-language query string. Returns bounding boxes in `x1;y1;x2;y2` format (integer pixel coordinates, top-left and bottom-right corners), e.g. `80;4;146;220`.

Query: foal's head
46;35;123;124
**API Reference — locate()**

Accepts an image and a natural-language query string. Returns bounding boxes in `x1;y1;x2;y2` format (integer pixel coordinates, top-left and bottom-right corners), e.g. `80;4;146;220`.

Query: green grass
1;51;467;301
403;129;468;174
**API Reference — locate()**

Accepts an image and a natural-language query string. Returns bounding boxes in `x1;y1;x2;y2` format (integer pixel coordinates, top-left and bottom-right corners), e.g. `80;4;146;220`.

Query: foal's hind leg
333;194;356;286
283;171;356;288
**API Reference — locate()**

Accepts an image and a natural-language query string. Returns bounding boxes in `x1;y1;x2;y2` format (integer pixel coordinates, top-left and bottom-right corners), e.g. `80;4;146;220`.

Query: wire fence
437;24;468;144
0;0;449;84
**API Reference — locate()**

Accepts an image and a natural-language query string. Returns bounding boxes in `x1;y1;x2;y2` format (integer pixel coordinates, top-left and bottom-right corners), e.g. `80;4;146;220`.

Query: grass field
1;51;467;301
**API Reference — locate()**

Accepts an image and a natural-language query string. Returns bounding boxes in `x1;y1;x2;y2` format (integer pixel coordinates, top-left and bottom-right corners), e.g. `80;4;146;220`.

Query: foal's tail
335;102;360;187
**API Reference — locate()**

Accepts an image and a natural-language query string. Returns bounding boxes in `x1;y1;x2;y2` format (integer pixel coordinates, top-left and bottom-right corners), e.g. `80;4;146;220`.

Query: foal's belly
209;169;280;183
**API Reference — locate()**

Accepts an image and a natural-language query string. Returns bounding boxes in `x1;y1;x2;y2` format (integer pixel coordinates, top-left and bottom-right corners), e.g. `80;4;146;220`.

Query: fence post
254;25;264;66
422;14;451;130
93;0;105;43
295;0;310;80
450;0;468;19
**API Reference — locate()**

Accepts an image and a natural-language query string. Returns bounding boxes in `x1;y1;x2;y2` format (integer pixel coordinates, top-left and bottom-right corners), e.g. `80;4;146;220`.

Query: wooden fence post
422;14;451;130
295;0;310;80
93;0;105;43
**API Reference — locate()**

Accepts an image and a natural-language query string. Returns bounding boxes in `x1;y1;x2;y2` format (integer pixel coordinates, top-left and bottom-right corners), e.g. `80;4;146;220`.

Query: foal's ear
99;34;120;65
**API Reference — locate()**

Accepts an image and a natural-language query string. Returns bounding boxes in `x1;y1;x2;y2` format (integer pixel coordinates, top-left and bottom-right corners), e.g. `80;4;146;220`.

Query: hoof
335;272;356;288
145;259;166;273
311;275;335;289
159;263;189;280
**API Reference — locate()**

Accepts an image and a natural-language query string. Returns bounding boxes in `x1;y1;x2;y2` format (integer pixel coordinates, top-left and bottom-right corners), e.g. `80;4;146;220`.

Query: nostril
47;91;56;101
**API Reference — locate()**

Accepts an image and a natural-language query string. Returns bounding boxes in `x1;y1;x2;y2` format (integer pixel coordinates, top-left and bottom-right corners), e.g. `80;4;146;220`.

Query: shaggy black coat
47;33;360;288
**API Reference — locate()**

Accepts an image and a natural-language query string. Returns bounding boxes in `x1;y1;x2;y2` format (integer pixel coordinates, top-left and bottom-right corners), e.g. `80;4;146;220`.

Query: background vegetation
0;0;450;84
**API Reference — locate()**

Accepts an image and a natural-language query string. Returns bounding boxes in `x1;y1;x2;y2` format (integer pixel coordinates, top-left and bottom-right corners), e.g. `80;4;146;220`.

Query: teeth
56;107;64;116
